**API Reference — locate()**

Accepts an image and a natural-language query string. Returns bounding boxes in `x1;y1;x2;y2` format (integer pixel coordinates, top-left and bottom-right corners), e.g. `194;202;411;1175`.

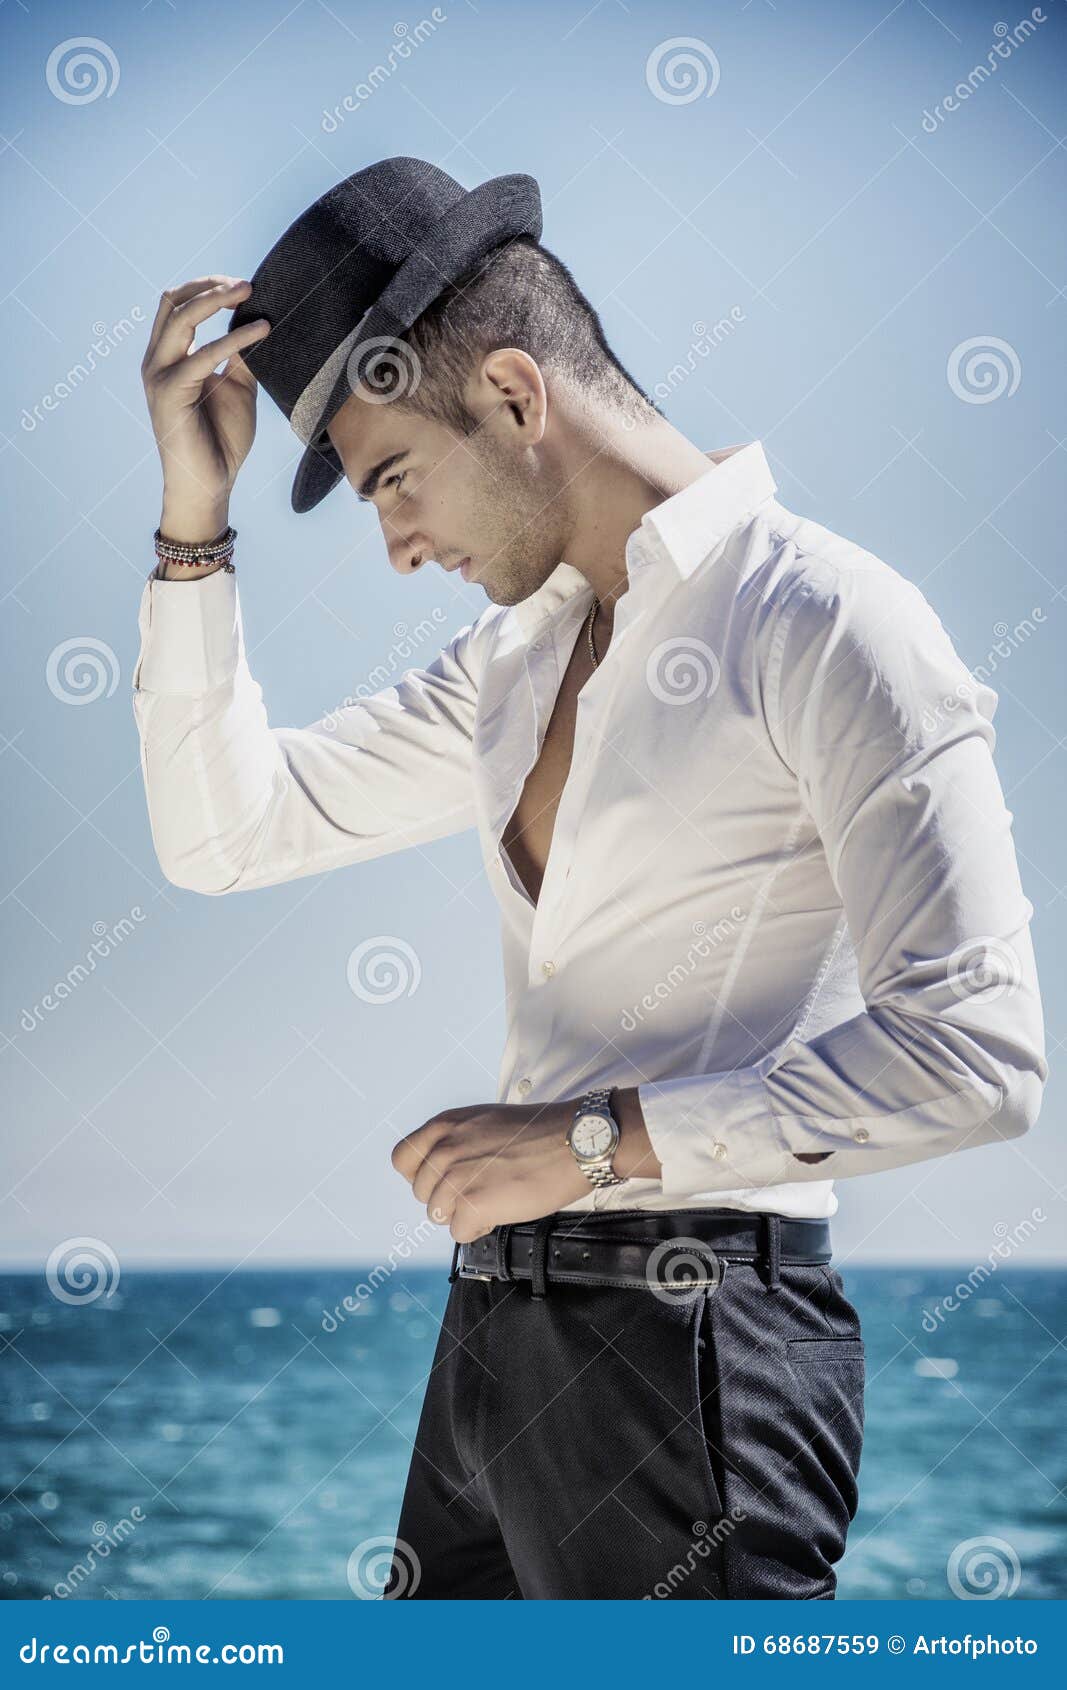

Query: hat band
289;305;375;445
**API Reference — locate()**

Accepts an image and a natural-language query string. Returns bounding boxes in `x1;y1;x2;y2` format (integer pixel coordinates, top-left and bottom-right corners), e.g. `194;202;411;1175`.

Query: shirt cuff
638;1060;796;1198
133;564;242;695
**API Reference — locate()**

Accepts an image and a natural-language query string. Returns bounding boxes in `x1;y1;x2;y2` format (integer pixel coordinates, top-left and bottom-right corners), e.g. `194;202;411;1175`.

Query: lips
458;556;472;580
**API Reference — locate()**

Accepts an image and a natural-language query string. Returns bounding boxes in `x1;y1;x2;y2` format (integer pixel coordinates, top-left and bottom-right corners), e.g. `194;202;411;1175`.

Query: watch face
571;1112;617;1160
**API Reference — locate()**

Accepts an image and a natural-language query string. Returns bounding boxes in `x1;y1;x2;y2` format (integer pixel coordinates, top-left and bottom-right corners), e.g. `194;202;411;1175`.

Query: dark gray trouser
384;1216;865;1600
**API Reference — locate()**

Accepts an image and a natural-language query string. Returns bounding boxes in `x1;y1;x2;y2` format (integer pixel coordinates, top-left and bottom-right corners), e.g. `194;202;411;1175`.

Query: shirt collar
511;440;777;639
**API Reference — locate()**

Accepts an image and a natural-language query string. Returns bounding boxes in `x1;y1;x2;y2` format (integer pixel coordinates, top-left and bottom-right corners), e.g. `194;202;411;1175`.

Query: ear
478;347;547;440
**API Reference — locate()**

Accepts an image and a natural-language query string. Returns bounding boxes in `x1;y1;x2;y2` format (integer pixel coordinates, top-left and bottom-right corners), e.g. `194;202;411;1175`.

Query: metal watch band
571;1087;623;1189
586;1164;622;1189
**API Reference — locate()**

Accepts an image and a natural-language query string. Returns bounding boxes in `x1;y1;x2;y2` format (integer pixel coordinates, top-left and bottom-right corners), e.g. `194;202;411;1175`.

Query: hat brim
290;436;346;514
289;171;542;514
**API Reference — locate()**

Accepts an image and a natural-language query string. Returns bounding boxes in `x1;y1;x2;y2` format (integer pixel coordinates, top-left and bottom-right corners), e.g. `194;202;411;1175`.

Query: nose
382;518;433;576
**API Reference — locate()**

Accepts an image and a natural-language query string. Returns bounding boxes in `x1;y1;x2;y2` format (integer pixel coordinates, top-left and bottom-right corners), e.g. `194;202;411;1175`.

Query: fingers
425;1177;457;1229
179;320;270;383
147;275;244;352
411;1153;452;1207
201;350;258;404
448;1195;495;1244
421;1157;499;1241
391;1115;450;1186
407;1130;459;1207
145;278;263;376
223;348;257;385
394;1117;472;1216
390;1130;422;1186
426;1172;485;1240
393;1110;499;1239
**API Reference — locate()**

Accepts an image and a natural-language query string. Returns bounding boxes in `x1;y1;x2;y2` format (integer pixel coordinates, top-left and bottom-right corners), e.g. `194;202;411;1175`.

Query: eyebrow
355;450;410;502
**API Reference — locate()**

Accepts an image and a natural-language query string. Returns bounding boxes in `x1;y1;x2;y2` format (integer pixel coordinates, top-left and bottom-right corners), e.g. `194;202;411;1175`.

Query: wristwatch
566;1087;623;1190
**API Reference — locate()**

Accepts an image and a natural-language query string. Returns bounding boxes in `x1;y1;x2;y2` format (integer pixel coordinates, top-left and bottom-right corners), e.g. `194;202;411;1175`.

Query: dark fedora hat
229;155;543;514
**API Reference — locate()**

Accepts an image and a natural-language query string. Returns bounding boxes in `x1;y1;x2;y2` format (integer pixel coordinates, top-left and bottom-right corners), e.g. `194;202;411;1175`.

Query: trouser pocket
692;1264;866;1599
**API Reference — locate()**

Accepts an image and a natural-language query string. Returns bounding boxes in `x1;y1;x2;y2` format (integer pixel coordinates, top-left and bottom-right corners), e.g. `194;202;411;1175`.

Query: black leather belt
452;1209;832;1297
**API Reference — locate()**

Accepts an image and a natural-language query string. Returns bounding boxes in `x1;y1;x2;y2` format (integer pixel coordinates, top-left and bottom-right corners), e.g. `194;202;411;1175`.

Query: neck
557;406;722;616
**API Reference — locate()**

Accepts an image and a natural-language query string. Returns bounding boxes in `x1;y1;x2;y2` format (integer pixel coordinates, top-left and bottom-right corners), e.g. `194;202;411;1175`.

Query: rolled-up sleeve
132;567;485;894
639;558;1048;1197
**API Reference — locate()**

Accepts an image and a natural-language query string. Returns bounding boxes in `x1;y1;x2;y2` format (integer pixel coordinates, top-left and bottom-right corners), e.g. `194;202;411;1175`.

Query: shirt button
854;1127;870;1143
711;1142;728;1161
541;960;556;977
516;1077;533;1096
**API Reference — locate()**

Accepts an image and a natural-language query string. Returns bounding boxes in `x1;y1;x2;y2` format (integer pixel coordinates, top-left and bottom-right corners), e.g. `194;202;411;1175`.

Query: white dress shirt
133;441;1046;1219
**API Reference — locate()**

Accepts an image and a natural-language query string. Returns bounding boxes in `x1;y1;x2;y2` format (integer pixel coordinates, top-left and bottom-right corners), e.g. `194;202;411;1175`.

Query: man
134;157;1046;1600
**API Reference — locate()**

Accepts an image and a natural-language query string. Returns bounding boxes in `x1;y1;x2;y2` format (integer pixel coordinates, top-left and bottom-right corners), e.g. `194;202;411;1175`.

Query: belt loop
495;1223;513;1283
447;1240;461;1284
529;1214;557;1300
763;1214;782;1292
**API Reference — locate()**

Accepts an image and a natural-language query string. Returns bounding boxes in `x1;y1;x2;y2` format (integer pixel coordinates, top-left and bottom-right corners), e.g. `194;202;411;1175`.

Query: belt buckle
460;1231;504;1282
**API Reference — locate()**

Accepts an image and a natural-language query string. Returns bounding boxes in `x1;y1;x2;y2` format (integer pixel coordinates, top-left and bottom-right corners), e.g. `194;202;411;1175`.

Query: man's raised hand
141;276;270;544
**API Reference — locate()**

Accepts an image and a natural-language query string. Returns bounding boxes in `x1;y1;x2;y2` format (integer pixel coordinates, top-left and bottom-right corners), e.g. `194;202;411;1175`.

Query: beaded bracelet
154;553;235;577
154;524;237;566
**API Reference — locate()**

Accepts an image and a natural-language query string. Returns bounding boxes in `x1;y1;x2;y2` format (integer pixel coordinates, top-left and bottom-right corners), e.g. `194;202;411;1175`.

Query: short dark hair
377;236;664;435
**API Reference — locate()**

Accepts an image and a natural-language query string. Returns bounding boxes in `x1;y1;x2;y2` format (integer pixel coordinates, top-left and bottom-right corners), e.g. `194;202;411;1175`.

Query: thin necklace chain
586;595;600;669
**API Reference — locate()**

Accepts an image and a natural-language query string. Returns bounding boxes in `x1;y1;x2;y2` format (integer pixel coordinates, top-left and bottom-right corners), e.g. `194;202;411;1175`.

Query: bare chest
500;629;596;909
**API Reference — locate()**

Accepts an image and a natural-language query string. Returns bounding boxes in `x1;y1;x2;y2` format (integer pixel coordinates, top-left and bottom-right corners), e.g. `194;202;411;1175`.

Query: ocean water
1;1266;1064;1601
